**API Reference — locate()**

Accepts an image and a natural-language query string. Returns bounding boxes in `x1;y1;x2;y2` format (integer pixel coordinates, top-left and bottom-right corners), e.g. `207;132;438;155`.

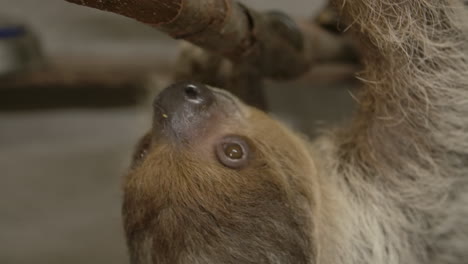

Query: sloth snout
153;81;214;113
152;81;216;141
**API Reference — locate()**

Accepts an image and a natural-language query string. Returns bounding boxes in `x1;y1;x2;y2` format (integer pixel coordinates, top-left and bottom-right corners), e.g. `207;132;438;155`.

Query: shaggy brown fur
124;106;319;264
123;0;468;263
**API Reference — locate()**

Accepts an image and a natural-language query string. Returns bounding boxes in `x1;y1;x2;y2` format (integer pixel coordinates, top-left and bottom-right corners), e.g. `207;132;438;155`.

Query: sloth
122;0;468;263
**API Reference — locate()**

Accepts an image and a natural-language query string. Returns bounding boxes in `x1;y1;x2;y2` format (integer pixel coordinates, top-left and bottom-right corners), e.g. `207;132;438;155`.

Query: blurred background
0;0;357;263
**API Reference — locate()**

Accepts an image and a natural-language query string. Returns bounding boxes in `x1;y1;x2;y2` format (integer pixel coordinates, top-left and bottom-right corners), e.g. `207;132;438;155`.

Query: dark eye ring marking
216;135;250;169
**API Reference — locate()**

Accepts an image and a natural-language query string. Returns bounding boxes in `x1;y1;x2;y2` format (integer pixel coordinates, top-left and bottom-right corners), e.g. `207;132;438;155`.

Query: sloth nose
154;81;214;113
153;81;216;139
183;83;210;104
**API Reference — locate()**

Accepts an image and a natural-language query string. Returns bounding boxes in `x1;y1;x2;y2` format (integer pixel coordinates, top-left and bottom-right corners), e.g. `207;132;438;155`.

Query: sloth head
123;82;320;264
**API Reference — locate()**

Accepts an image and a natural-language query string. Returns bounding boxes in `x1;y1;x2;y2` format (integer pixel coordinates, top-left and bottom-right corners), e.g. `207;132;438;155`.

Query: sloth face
124;82;319;264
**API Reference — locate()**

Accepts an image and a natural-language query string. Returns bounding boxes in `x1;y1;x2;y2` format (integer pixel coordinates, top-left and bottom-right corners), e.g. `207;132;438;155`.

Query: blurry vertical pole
63;0;356;108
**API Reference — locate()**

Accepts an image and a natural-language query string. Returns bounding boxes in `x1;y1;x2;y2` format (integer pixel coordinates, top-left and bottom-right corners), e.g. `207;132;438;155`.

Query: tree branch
64;0;355;80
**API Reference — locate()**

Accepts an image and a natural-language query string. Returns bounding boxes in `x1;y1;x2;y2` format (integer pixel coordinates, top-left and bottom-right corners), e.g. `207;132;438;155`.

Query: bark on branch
64;0;355;80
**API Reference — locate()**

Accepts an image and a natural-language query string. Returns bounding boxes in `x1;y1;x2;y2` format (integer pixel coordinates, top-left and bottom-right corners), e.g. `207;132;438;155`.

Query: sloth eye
224;143;244;159
216;136;250;169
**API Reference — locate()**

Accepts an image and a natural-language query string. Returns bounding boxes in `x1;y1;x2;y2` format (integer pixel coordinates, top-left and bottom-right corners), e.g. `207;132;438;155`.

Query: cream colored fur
312;0;468;263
